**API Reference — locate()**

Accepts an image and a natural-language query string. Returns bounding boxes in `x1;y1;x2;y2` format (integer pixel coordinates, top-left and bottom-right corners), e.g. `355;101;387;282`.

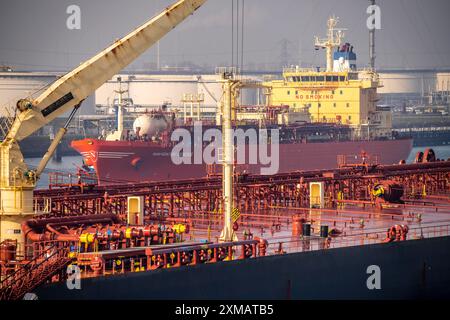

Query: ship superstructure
265;17;391;139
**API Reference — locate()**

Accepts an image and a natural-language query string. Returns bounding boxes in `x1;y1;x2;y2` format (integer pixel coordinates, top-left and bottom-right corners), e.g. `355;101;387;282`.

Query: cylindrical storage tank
378;72;435;94
320;225;329;238
436;73;450;91
0;73;58;117
95;74;260;114
129;78;198;106
302;223;311;237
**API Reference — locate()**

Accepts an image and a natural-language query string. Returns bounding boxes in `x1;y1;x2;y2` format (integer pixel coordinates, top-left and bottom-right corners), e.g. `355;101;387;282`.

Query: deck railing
265;223;450;256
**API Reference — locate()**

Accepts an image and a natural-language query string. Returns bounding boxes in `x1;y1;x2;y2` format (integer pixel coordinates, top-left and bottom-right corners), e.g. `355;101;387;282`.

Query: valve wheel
414;151;424;163
423;148;436;163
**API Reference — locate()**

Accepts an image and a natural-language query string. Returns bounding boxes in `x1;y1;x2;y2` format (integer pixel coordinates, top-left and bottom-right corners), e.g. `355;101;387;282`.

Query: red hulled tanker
72;117;413;185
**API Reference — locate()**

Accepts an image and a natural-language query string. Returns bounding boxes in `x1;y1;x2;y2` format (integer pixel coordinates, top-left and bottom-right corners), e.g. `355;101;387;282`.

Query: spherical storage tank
133;114;168;137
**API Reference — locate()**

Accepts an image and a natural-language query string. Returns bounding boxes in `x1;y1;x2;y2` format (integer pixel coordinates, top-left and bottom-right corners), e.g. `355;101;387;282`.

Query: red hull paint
71;139;413;185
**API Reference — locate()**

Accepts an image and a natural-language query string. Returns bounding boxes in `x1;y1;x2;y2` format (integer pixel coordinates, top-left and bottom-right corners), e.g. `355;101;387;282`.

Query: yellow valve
173;224;186;234
125;228;133;239
79;233;95;243
68;252;77;259
372;186;384;197
337;191;344;209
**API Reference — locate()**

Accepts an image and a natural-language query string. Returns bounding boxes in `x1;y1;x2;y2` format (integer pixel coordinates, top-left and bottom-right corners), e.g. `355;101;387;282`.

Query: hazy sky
1;0;449;71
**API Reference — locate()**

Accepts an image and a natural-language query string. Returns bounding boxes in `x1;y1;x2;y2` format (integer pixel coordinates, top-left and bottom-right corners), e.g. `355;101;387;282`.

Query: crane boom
0;0;207;253
7;0;206;142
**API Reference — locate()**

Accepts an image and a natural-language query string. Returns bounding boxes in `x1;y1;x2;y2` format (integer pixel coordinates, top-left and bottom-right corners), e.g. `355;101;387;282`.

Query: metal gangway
0;243;71;300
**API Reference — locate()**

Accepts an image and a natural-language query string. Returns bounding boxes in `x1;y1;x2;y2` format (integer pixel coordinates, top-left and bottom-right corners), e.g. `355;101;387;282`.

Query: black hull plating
36;236;450;299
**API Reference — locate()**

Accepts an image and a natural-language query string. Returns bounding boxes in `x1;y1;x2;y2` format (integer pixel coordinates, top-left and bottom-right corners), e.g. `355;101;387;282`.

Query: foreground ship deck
1;159;448;299
36;237;450;299
33;197;450;299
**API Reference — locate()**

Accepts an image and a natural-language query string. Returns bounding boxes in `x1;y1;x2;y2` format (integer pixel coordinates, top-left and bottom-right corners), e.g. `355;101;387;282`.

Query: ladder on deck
0;104;15;140
0;117;13;141
0;245;72;300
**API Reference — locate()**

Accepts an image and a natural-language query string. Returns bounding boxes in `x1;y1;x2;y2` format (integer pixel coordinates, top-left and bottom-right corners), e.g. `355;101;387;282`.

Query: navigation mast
369;0;376;69
314;16;345;72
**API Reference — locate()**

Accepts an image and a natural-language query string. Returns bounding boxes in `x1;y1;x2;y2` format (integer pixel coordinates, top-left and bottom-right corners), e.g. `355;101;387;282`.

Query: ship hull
71;138;413;185
35;236;450;299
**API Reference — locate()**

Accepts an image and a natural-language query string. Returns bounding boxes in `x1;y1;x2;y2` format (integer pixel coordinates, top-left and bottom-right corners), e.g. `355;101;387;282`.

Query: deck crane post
218;71;239;242
0;0;207;254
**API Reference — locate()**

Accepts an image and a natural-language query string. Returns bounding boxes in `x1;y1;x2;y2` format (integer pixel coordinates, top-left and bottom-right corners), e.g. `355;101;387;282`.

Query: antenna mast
314;16;345;72
369;0;376;69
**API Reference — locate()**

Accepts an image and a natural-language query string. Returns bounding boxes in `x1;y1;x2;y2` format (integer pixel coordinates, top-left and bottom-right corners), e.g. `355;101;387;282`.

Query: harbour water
27;145;450;189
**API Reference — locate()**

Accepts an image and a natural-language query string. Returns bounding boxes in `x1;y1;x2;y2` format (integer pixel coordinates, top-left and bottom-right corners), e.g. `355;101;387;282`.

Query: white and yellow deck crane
0;0;207;254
